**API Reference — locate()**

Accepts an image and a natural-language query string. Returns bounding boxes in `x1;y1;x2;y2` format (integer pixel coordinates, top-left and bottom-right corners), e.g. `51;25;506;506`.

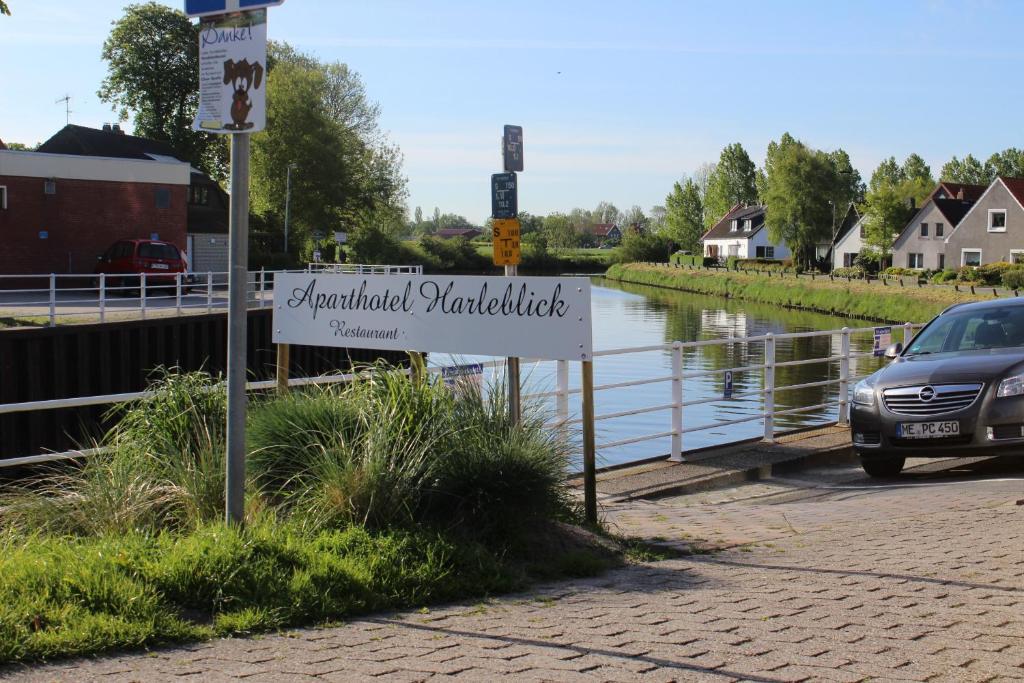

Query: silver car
850;298;1024;477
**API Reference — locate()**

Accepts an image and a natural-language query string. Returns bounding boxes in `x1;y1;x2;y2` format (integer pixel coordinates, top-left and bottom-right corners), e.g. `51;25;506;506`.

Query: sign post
188;1;275;526
493;126;523;423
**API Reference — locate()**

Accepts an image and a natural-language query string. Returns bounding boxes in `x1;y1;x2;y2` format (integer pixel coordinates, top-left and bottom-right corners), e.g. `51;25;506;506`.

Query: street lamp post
284;163;296;254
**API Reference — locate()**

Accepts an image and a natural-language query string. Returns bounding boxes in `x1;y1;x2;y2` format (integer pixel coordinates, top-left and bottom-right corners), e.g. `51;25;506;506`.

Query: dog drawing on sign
222;58;264;130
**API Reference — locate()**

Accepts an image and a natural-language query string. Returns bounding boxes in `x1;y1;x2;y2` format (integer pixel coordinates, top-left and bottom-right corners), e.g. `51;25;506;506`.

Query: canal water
431;277;893;468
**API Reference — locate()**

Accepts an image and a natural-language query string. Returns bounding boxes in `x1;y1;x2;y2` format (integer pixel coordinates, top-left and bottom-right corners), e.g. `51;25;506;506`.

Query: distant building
36;124;230;273
700;205;790;261
943;177;1024;267
435;227;482;240
0;145;190;275
829;204;864;269
890;185;981;271
584;223;622;244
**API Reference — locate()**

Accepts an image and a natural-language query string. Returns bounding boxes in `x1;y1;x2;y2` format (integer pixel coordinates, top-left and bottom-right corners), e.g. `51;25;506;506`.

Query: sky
2;0;1023;225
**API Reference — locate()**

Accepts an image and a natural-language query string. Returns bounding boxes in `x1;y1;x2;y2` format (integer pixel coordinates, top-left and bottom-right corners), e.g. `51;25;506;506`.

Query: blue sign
723;370;733;399
185;0;283;17
491;172;517;219
872;326;892;357
441;363;484;388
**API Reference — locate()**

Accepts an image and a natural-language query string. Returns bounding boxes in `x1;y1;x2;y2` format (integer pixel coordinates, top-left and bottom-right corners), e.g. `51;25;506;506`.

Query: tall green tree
902;153;933;185
98;2;226;179
542;213;579;249
620;205;648;230
861;184;911;261
0;2;10;16
703;143;757;228
940;154;989;184
761;134;835;265
249;44;406;252
869;156;904;193
985;148;1024;180
663;179;704;254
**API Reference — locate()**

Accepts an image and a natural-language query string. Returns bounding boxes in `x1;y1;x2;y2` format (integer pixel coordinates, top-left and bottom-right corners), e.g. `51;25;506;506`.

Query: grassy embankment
0;368;664;664
474;244;615;272
605;263;995;324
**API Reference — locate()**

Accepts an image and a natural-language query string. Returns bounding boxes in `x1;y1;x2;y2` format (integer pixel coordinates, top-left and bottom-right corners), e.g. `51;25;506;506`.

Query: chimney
112;123;124;134
957;188;964;200
906;197;916;210
102;123;112;132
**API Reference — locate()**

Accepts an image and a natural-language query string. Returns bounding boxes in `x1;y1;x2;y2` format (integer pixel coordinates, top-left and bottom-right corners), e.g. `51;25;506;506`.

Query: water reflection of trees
603;278;884;430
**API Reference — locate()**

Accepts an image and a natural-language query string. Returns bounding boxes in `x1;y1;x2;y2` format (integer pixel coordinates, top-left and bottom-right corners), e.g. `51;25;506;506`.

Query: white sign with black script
272;274;593;361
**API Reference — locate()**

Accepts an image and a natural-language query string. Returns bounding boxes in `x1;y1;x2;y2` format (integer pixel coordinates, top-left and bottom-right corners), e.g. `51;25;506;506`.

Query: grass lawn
606;263;995;323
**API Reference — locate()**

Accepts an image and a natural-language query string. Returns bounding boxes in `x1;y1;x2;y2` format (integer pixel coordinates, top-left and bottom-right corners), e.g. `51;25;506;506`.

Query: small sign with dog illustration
193;9;267;134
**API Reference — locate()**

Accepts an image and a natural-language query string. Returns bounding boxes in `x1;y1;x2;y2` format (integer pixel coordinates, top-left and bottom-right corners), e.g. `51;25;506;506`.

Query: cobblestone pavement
4;458;1023;682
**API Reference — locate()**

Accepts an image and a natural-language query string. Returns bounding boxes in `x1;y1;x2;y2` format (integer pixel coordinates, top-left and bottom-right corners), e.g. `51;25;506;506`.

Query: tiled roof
37;124;183;161
588;223;619;236
701;205;766;241
831;204;861;244
999;177;1024;208
931;198;975;227
933;182;987;202
435;228;481;238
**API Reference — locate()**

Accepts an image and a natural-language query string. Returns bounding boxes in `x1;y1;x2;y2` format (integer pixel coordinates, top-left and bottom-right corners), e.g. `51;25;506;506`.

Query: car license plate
896;421;960;439
151;263;169;270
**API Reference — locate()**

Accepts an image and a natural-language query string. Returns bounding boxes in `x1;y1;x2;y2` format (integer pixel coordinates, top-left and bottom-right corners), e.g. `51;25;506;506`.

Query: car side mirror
884;342;903;359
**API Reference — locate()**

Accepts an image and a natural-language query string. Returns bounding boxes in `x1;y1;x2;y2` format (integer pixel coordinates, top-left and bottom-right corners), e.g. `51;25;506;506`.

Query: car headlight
997;373;1024;397
853;378;876;406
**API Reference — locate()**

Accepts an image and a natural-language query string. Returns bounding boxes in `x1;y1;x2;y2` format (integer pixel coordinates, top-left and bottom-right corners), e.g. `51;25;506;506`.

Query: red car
94;239;188;292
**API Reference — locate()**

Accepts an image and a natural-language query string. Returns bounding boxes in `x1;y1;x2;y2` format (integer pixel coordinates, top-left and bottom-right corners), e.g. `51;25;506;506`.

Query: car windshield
906;306;1024;355
137;243;180;260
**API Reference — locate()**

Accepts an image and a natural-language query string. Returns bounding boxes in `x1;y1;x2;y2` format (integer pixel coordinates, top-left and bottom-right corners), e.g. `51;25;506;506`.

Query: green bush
416;236;488;272
1002;269;1024;289
931;269;958;283
832;266;865;279
614;231;673;264
733;258;786;272
955;266;984;283
669;252;714;267
976;261;1018;285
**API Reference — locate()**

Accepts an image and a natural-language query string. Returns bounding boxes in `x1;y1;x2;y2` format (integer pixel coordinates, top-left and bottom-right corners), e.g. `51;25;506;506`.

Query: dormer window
743;219;752;232
730;220;738;232
988;209;1007;232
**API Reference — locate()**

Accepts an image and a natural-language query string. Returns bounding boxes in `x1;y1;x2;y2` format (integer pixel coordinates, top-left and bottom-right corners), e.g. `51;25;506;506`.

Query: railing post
581;360;597;525
175;272;182;316
903;321;913;347
838;327;850;426
670;341;683;462
48;273;56;327
555;359;569;435
140;272;147;319
98;273;106;324
259;267;266;308
763;333;775;443
206;272;213;314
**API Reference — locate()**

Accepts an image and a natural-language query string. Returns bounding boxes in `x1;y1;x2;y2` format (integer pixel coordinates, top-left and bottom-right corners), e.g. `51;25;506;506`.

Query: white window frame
908;253;924;269
743;219;752;232
961;249;982;267
988;209;1007;233
1011;250;1024;264
0;186;6;210
730;220;738;232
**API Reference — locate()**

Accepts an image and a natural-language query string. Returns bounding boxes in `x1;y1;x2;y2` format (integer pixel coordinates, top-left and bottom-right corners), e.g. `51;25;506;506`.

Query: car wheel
860;456;905;478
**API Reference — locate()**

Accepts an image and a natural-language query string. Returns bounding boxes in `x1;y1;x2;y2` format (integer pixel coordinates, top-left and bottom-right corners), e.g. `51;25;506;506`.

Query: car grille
882;383;983;416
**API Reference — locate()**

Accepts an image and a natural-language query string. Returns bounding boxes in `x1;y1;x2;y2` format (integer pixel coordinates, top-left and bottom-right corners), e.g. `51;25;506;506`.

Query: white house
831;205;867;270
700;205;790;261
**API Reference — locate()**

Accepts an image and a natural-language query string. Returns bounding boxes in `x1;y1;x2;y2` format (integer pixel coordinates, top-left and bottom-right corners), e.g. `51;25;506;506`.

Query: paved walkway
3;459;1023;682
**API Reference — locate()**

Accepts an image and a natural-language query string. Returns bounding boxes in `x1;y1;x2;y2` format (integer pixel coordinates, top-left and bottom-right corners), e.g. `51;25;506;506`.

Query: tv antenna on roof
55;94;72;125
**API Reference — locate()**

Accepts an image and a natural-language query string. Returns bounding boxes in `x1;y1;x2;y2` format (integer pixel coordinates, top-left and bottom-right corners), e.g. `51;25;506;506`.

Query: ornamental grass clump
0;369;227;536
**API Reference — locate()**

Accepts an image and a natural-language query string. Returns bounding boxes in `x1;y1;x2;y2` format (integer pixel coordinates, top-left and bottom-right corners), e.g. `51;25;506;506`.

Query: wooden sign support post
275;343;290;393
581;359;597;524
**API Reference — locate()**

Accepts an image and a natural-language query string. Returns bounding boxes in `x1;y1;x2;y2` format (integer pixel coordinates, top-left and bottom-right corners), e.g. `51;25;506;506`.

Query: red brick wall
0;175;187;275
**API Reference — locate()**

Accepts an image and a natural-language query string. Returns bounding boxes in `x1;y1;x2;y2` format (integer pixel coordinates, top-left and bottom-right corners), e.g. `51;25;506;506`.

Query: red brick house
0;146;190;275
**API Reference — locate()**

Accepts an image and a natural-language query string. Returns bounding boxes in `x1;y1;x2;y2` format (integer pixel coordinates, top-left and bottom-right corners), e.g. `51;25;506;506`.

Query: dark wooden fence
0;310;406;459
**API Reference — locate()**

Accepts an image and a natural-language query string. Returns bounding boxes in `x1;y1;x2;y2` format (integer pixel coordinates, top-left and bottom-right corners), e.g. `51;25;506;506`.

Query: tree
902;153;932;185
620;205;648;231
869;156;903;193
703;143;757;228
985;148;1024;180
542;213;579;249
761;134;835;266
98;2;226;179
663;179;704;254
414;206;423;224
648;205;667;233
0;2;10;16
593;201;620;225
4;142;34;151
861;184;911;262
940;154;989;184
249;44;407;251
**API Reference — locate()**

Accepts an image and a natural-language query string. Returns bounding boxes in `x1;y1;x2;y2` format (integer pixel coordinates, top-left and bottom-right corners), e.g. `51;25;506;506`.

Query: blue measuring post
723;370;734;399
185;0;283;17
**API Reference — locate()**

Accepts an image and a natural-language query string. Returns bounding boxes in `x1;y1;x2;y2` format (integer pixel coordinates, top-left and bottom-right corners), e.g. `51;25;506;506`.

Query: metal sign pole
225;132;250;525
505;263;521;424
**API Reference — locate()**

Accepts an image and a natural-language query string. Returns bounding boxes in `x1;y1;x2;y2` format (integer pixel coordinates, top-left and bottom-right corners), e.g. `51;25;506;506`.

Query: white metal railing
0;265;422;327
0;322;922;468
